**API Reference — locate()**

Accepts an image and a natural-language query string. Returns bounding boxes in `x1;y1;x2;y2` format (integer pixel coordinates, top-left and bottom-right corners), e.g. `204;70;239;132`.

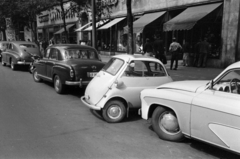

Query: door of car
118;60;172;108
85;57;126;105
191;69;240;153
46;48;59;78
37;48;50;77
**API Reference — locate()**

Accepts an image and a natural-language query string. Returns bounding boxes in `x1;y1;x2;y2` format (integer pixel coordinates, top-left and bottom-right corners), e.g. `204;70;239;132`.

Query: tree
126;0;134;54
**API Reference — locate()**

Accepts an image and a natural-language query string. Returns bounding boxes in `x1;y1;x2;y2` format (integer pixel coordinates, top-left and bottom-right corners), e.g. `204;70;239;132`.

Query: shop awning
54;24;75;34
98;17;125;30
83;20;108;31
75;22;92;32
132;11;166;33
163;3;222;31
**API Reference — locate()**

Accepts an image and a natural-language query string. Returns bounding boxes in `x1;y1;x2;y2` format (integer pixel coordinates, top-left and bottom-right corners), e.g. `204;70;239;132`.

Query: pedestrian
198;37;210;67
169;37;182;70
143;38;153;56
193;39;201;67
153;35;166;66
182;41;190;66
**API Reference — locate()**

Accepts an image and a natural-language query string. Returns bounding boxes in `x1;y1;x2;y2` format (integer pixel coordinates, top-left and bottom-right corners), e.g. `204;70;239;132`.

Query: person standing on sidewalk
153;35;166;66
143;38;153;56
182;41;190;66
198;37;210;67
169;37;182;70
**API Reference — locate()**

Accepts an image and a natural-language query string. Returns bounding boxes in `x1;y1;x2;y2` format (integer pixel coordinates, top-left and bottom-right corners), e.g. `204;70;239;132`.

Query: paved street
0;61;239;159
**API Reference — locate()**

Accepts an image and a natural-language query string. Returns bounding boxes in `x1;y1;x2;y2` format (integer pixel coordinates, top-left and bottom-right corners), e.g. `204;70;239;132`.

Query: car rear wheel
152;107;184;141
1;60;5;66
102;100;126;123
54;75;65;94
33;69;42;82
11;61;16;70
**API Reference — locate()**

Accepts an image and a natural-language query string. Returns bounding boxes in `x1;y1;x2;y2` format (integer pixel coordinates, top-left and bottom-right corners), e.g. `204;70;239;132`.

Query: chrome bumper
65;80;89;87
81;96;101;110
17;61;31;65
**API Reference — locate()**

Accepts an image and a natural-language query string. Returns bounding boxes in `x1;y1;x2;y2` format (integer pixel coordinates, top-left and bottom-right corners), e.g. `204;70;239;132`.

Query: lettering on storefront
39;15;49;23
102;0;118;6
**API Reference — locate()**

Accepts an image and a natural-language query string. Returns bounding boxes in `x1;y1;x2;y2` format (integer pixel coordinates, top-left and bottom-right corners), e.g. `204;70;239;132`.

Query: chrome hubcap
159;111;180;135
107;105;121;119
55;78;60;91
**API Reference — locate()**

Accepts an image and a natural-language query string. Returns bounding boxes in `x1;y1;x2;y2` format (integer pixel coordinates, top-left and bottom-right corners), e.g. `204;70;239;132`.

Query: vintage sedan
141;61;240;154
32;44;105;94
81;54;173;123
0;41;8;61
1;41;40;70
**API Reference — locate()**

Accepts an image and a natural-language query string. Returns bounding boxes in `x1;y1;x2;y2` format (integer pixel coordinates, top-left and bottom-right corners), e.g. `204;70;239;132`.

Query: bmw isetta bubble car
81;54;173;123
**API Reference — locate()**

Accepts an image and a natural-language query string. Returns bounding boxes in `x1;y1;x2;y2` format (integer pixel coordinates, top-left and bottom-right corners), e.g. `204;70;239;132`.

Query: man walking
198;37;210;67
153;35;166;66
169;37;182;70
143;38;153;56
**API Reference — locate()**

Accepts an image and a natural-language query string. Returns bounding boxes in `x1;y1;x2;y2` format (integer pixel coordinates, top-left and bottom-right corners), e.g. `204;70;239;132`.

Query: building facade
92;0;240;68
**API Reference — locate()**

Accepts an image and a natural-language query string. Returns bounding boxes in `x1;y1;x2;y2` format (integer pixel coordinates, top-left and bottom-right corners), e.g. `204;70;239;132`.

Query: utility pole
91;0;96;49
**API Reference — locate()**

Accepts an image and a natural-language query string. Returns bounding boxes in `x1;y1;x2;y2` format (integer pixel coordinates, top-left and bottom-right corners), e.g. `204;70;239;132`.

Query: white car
141;61;240;154
81;54;173;123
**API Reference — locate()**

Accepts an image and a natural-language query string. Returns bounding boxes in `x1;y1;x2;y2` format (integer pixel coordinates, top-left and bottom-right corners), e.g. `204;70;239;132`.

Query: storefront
87;0;240;67
37;2;78;45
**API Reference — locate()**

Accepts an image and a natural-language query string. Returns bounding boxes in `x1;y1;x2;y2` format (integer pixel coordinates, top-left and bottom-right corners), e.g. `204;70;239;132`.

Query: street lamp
91;0;96;49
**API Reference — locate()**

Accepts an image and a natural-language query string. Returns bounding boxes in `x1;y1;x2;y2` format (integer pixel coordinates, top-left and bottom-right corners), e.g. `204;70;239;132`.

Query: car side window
213;70;240;94
49;48;58;60
8;43;13;50
124;60;147;77
146;62;167;77
44;49;50;58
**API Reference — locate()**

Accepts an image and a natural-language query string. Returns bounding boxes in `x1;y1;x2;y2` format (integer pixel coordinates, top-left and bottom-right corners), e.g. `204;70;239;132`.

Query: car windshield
102;58;124;75
64;49;98;60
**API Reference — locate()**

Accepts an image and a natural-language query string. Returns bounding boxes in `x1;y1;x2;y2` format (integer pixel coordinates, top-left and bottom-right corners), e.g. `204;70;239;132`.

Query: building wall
221;0;240;67
111;0;221;17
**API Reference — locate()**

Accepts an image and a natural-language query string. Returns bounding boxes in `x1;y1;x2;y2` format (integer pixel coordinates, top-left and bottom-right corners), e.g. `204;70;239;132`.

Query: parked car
1;41;41;70
0;41;8;62
141;61;240;154
81;54;173;123
32;44;105;94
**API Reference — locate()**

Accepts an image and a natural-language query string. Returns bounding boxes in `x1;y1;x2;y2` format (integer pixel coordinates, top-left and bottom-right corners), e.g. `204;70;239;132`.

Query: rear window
64;49;99;60
102;58;124;75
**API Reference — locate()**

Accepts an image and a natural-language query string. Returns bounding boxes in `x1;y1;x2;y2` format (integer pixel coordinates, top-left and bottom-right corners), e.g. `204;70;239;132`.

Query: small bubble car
81;54;173;123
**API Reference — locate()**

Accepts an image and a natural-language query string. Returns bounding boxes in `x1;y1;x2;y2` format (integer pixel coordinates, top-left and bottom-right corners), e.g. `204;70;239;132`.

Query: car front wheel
102;100;126;123
33;69;42;82
1;60;5;66
152;107;184;141
11;61;16;70
54;75;65;94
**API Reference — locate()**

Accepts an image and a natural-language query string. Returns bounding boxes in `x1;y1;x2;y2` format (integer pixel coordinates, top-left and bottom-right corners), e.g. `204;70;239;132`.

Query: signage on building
39;15;49;23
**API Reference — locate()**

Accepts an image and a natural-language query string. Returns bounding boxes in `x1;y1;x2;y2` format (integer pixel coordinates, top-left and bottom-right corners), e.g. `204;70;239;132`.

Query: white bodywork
81;54;173;111
141;61;240;154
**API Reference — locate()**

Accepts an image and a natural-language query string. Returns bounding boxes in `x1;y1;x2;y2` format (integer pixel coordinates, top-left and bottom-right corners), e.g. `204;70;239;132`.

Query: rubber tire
33;69;42;82
102;100;126;123
152;107;184;142
54;75;65;94
11;61;16;70
1;60;6;66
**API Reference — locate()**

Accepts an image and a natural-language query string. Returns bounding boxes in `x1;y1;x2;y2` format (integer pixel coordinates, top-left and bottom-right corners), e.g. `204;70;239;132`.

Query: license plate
88;72;97;77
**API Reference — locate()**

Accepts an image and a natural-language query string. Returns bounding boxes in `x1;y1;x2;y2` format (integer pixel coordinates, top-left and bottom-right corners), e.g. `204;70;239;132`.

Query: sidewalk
100;54;224;81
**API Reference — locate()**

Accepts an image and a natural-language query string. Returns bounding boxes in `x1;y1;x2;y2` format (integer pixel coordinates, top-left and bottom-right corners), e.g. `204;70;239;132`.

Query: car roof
226;61;240;70
49;44;96;50
112;54;160;62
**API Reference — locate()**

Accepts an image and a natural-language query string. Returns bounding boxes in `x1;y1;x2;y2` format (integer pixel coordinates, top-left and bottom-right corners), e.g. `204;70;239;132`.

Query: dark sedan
32;44;105;94
1;41;41;70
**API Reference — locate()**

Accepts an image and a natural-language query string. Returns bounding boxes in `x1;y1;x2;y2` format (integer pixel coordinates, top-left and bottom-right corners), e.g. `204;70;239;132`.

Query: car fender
52;64;71;82
141;88;195;136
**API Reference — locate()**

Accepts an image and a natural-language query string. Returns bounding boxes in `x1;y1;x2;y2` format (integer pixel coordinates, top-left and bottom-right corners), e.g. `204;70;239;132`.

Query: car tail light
70;68;74;78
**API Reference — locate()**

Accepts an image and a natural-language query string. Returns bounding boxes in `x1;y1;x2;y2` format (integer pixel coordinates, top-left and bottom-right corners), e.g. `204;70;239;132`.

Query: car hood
157;80;209;92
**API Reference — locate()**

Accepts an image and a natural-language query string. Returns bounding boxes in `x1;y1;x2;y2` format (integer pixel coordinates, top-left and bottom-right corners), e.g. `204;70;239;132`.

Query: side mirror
115;79;124;88
130;62;135;68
